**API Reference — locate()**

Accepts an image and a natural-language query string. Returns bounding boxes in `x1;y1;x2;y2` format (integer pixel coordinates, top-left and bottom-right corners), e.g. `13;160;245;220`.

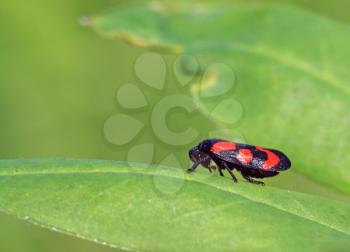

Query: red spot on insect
211;141;236;153
256;147;280;170
237;149;253;165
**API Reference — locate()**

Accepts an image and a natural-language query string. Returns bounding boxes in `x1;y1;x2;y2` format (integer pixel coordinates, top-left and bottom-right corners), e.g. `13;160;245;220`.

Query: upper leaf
0;159;350;251
90;2;350;195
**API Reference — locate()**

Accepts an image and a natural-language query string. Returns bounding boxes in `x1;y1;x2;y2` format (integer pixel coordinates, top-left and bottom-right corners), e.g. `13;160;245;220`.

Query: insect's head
189;145;210;164
189;146;200;163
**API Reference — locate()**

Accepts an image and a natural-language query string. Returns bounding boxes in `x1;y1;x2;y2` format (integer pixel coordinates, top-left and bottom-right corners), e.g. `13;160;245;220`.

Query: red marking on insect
237;149;253;165
210;141;237;153
256;147;280;170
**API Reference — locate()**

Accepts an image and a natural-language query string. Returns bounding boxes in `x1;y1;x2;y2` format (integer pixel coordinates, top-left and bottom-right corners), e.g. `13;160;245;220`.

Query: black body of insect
187;139;291;186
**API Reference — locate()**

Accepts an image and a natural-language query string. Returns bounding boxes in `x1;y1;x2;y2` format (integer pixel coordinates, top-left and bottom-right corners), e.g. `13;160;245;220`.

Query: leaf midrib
0;168;348;237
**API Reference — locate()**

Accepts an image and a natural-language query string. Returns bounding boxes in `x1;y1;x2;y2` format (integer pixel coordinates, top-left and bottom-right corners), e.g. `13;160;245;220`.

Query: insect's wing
210;141;253;167
260;148;291;171
211;150;243;166
210;142;291;171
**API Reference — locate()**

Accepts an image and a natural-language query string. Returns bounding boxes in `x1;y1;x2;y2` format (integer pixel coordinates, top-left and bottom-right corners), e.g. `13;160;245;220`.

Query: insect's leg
187;162;200;173
202;157;213;173
217;166;224;176
187;155;211;173
212;160;224;176
242;174;265;186
221;162;237;183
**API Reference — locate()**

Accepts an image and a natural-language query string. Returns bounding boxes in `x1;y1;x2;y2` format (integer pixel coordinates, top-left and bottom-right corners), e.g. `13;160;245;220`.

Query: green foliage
2;1;350;251
1;159;350;251
90;2;350;195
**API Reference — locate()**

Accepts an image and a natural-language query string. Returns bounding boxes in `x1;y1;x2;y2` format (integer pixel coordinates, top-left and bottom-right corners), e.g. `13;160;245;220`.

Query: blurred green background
1;0;350;251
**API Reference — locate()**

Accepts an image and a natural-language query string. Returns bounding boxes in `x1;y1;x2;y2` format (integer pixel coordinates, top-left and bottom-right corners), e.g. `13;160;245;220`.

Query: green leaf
89;3;350;195
1;159;350;251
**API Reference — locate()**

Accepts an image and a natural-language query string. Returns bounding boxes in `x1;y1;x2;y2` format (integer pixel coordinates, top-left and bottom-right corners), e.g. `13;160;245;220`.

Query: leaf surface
0;159;350;251
90;3;350;195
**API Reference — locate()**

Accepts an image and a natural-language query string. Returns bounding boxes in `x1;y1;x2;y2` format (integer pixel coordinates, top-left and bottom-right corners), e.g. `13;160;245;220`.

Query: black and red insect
187;139;291;185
